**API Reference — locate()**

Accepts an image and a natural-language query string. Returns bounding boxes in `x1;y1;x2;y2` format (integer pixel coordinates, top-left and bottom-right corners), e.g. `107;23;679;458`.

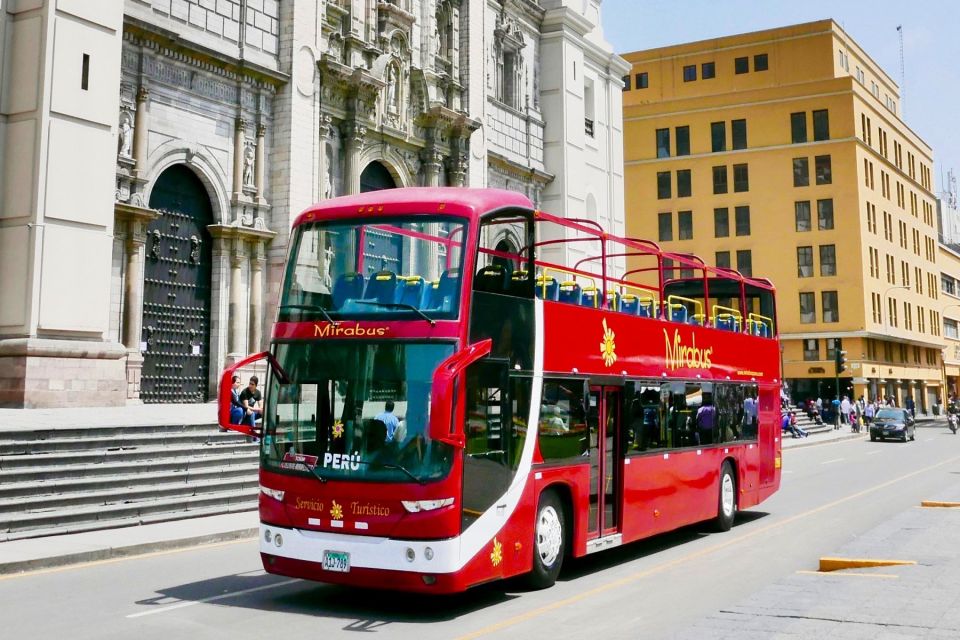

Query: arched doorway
360;161;396;193
359;161;400;274
142;165;214;403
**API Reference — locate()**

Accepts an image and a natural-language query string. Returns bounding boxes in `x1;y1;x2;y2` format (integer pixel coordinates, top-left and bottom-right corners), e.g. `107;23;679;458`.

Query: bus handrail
746;313;774;336
666;294;704;322
710;304;742;326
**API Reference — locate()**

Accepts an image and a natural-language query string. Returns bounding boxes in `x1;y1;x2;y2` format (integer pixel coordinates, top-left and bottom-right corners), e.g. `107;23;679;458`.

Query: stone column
448;153;467;187
248;241;265;353
421;148;444;279
229;240;245;355
421;148;443;187
255;123;267;202
132;86;149;174
318;115;333;199
342;122;366;195
232;117;247;200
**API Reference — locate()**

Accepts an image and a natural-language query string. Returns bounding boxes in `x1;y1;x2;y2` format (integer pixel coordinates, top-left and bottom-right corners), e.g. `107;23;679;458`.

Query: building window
822;291;839;323
791;112;807;143
656;128;670;158
715;251;731;269
621;75;630;91
793;157;810;187
678;211;693;240
735;205;751;236
736;249;752;276
702;62;716;79
496;45;524;109
733;163;749;192
797;246;813;277
734;56;749;74
683;65;697;82
675;126;690;156
817;198;834;230
714;207;729;237
754;53;768;71
819;244;836;276
943;273;957;296
658;212;672;241
711;122;726;152
815;155;832;185
803;338;819;361
800;292;816;324
826;337;842;360
946;318;959;339
712;166;728;194
657;171;671;199
636;72;649;89
812;109;830;141
795;201;812;231
731;119;747;150
677;170;692;197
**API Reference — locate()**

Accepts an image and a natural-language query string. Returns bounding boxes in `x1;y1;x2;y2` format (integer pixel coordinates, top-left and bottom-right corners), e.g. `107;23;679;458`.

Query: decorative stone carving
243;143;255;188
118;110;134;158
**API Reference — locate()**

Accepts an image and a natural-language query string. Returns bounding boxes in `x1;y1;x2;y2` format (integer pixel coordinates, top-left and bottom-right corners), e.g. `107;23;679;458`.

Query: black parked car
870;408;915;442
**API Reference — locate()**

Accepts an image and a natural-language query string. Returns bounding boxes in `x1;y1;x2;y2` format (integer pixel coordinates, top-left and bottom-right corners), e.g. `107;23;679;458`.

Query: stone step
0;464;256;500
0;423;221;444
0;475;260;515
0;502;257;543
0;441;256;469
0;487;260;536
0;430;247;456
0;450;258;483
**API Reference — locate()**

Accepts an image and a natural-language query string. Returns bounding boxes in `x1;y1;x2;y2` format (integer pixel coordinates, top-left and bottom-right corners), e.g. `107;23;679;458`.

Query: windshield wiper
351;459;425;484
279;303;336;325
351;300;436;326
303;462;328;484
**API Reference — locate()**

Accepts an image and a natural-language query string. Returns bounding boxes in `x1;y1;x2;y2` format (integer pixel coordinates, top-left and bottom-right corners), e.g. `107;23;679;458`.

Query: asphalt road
4;424;960;640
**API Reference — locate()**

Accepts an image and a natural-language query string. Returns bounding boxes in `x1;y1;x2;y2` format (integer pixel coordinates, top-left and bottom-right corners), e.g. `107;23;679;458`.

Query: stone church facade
0;0;626;407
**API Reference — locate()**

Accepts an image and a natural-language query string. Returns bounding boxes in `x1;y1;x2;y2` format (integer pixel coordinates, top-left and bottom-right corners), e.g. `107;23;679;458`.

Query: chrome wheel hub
536;505;563;567
721;473;735;518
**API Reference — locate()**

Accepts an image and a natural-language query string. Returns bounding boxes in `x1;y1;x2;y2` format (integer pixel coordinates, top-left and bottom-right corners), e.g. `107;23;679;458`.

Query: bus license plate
323;551;350;573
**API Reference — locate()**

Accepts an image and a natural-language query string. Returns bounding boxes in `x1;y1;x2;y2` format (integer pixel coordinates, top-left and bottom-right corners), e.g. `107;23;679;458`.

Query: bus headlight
401;498;454;513
260;485;285;502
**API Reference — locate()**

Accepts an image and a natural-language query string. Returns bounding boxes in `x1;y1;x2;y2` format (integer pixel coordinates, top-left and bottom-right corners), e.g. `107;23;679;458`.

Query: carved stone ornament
242;143;255;187
189;235;201;263
148;229;162;260
118;110;134;158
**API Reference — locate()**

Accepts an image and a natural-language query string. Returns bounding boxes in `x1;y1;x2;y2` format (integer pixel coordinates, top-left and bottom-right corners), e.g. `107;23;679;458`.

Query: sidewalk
781;414;944;449
0;510;258;575
0;403;217;431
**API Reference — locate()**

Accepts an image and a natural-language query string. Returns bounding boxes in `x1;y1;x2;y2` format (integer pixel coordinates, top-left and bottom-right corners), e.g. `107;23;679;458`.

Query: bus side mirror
429;339;493;448
218;351;289;436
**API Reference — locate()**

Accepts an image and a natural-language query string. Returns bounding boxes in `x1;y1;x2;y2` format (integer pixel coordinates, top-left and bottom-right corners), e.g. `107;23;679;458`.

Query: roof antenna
897;25;905;117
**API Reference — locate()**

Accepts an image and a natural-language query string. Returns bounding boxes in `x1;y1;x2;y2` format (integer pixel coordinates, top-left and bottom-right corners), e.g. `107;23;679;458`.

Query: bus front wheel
525;490;565;589
713;462;737;532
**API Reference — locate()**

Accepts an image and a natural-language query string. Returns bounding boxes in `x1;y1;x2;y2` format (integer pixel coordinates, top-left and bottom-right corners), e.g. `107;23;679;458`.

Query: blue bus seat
535;275;559;301
638;299;656;318
605;291;620;312
558;281;582;306
581;287;600;308
715;314;737;332
364;270;397;303
620;294;639;315
424;269;459;312
397;276;425;308
474;264;510;293
332;273;365;309
669;305;688;323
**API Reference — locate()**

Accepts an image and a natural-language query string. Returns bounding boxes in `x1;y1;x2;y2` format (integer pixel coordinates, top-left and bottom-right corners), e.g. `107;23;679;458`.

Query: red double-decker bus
219;187;782;593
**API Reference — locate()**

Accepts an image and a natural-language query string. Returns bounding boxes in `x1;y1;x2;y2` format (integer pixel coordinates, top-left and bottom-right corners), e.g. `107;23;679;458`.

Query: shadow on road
130;511;769;632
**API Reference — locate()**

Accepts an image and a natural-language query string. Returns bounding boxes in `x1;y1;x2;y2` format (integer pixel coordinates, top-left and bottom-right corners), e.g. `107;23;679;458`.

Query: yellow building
939;245;960;401
621;20;943;409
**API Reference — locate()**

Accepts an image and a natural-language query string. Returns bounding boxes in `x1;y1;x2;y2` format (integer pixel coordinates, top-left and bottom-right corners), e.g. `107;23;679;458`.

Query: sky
601;0;960;196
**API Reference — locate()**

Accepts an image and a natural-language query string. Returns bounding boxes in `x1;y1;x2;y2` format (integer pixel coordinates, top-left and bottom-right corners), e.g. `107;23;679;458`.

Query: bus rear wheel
525;490;565;589
713;462;737;532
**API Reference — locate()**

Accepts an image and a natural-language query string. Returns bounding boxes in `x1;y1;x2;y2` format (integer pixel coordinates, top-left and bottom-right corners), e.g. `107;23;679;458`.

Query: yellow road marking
921;500;960;508
819;557;915;572
795;570;898;579
0;536;257;581
454;452;960;640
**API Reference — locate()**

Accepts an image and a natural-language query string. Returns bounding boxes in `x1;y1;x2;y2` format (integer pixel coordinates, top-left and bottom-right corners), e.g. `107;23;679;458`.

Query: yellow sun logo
332;421;344;439
330;500;343;520
490;537;503;567
600;318;617;367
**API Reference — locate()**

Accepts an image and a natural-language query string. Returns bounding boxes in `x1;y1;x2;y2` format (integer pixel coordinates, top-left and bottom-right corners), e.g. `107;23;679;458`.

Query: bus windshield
279;217;466;322
263;341;456;483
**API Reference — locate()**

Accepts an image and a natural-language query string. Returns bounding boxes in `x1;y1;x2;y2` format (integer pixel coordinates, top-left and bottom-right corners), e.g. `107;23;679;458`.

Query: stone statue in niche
386;64;399;113
243;143;255;188
118;111;133;158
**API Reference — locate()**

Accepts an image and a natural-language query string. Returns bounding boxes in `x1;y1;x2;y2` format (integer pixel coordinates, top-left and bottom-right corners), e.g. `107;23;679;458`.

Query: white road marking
866;450;882;455
925;438;935;442
125;578;300;619
822;458;845;465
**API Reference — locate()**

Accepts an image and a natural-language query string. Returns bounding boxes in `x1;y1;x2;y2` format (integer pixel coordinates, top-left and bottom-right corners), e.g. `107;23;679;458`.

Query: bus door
587;386;623;545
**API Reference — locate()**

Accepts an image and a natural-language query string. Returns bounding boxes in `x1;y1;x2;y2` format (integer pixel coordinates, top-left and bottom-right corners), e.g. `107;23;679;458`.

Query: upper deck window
280;217;467;322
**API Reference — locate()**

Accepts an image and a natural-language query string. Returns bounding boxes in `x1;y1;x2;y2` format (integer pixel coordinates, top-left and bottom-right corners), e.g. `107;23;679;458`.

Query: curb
783;432;865;450
0;527;258;576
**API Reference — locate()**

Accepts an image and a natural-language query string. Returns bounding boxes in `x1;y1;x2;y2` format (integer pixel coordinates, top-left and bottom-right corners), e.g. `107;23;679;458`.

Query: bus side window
539;379;588;461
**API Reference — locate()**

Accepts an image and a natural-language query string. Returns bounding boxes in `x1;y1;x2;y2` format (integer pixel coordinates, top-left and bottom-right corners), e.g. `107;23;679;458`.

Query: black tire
713;461;737;532
870;433;877;442
525;490;566;589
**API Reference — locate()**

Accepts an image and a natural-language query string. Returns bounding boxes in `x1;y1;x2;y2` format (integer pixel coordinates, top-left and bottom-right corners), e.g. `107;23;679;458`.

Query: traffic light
835;349;848;374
